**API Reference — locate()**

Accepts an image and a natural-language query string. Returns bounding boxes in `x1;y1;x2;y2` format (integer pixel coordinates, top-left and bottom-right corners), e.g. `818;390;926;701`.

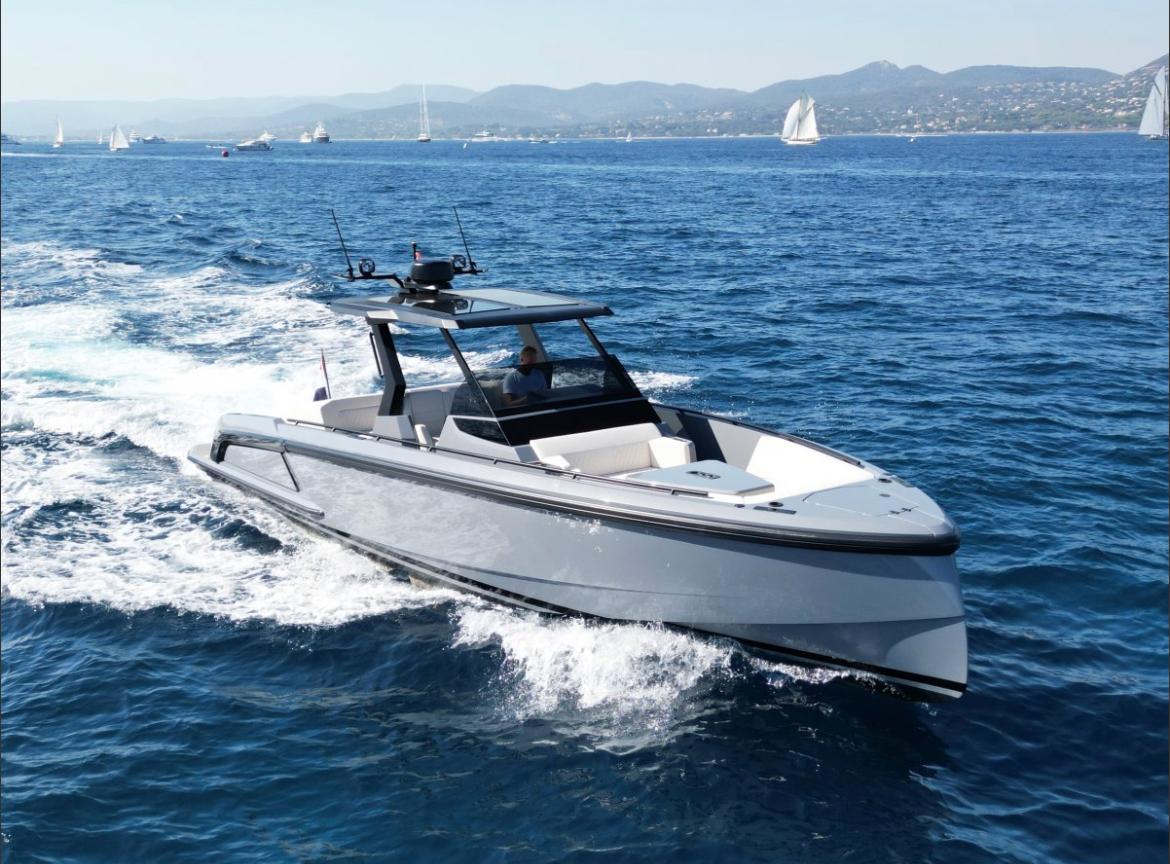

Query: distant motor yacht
235;138;273;151
312;121;331;143
189;227;968;702
142;135;167;144
258;130;277;143
299;130;313;144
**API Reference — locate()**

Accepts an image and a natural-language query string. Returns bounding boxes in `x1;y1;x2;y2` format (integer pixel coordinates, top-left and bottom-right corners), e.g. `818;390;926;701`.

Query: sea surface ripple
1;135;1167;863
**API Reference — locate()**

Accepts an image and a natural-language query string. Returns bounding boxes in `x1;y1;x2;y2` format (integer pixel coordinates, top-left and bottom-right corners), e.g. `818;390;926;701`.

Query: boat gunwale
203;412;960;556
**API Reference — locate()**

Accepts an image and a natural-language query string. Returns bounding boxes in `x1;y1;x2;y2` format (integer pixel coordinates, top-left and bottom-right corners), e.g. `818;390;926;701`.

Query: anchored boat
189;219;967;701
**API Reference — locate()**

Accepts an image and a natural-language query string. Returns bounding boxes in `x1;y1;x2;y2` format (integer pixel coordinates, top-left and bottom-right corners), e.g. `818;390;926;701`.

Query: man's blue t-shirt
503;367;547;400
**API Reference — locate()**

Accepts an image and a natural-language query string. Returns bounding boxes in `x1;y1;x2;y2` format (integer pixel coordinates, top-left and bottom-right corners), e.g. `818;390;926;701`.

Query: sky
2;0;1167;102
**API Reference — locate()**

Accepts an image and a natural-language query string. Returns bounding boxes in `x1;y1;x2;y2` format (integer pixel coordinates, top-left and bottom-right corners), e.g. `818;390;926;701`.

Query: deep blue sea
1;134;1167;863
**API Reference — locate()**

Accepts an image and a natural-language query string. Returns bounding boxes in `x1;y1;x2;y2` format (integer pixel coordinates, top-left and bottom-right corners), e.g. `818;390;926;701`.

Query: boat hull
189;440;967;700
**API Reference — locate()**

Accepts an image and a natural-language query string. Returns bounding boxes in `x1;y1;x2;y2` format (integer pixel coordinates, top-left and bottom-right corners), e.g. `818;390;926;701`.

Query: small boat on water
235;138;273;151
312;121;331;143
1138;66;1168;140
418;86;432;142
299;130;313;144
625;131;633;143
53;117;64;149
188;221;968;701
128;130;141;144
109;124;131;151
782;91;820;145
142;134;167;144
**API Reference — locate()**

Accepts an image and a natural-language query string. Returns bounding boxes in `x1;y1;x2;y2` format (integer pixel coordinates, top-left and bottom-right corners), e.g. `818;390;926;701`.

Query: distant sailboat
109;124;130;152
97;130;103;145
781;91;820;145
1138;66;1168;140
53;117;64;148
418;85;432;142
625;131;633;142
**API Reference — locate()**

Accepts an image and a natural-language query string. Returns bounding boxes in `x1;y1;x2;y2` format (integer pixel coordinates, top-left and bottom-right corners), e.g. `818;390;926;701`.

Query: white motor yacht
299;131;313;144
235;138;273;151
312;121;330;143
189;230;967;701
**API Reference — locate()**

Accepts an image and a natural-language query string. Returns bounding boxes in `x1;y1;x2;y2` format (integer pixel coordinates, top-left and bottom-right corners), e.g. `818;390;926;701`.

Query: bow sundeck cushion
530;423;695;476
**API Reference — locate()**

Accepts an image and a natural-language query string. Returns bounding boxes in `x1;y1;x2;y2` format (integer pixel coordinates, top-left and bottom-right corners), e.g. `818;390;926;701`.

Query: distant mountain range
3;57;1167;139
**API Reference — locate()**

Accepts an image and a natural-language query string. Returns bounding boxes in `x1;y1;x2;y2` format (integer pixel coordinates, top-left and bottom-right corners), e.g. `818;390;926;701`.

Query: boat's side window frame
221;442;300;491
441;329;510;443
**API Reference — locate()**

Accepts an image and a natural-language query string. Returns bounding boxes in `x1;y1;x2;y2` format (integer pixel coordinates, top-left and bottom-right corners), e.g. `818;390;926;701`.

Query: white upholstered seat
529;423;695;476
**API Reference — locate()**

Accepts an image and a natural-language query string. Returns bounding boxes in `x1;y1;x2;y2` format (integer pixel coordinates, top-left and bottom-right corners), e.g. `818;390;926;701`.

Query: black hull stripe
201;469;966;698
251;438;960;556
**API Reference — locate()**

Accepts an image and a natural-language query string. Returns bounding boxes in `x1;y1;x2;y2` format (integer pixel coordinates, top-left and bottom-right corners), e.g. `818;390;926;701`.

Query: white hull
189;409;967;701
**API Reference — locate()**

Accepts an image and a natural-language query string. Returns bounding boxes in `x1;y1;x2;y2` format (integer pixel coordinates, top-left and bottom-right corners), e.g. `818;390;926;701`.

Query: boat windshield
450;322;643;419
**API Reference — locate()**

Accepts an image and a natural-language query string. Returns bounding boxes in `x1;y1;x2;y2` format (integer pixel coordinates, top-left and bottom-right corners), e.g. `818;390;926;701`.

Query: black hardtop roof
330;285;613;329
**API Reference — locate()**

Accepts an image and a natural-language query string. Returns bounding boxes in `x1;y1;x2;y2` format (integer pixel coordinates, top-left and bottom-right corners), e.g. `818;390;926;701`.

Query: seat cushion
530;422;664;476
746;436;873;498
407;389;448;433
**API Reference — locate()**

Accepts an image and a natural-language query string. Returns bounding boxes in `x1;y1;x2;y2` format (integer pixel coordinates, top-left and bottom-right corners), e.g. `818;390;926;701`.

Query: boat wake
451;604;855;728
1;239;835;721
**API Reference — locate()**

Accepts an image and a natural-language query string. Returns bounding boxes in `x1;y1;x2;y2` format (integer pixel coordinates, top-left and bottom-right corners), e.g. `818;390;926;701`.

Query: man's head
519;345;538;368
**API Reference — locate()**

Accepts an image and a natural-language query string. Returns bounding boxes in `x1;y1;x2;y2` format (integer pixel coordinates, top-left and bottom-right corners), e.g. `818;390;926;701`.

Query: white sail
97;131;103;144
1138;66;1167;138
797;94;819;141
782;91;819;143
418;85;431;141
781;100;800;139
53;117;64;147
109;124;130;151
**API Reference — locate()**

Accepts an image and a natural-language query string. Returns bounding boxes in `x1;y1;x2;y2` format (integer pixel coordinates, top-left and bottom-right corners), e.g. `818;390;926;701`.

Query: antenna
453;207;478;273
330;208;355;280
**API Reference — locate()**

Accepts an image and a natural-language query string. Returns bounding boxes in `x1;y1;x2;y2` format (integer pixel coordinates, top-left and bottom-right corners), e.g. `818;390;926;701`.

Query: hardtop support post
369;320;406;416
